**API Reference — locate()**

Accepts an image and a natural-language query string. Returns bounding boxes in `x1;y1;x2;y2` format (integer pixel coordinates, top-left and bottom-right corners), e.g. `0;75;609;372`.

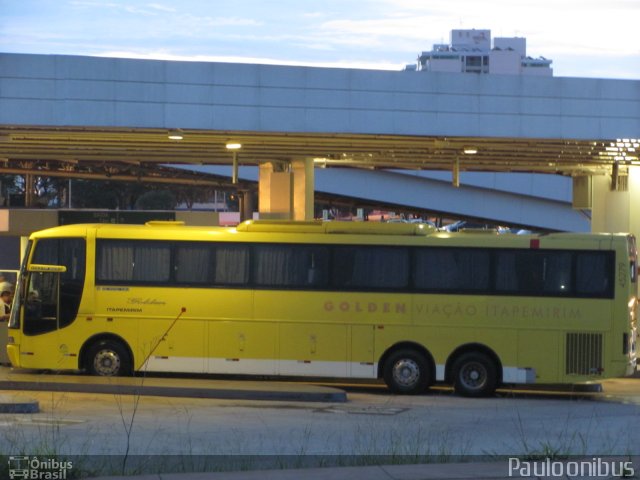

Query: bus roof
27;220;630;250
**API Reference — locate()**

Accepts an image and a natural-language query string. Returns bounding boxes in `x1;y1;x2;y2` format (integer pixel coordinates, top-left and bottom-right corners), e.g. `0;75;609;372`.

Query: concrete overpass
179;165;588;232
0;53;638;237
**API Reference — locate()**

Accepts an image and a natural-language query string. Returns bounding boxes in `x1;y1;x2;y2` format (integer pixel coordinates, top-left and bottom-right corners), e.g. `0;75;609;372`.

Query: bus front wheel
382;349;430;395
86;340;132;377
452;352;497;397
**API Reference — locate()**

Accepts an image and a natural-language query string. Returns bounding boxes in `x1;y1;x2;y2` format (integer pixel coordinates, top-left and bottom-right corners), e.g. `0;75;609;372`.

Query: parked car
443;220;494;232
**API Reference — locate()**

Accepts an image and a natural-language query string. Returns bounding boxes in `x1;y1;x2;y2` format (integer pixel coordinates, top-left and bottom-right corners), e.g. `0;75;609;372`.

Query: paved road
1;375;639;478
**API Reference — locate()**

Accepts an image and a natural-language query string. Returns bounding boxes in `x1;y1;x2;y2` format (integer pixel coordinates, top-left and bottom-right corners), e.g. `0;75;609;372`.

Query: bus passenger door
21;270;65;368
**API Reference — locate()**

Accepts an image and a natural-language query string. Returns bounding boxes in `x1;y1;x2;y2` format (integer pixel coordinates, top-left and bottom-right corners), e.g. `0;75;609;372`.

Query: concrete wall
175;211;219;226
1;53;639;140
0;209;58;236
0;237;20;270
591;166;640;235
0;209;219;236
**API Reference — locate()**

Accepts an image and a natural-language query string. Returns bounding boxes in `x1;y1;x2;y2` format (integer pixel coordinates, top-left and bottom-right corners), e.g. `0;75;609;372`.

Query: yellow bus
6;220;638;396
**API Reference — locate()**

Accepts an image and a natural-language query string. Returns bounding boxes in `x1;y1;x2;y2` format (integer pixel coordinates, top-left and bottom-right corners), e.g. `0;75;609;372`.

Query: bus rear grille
565;333;603;376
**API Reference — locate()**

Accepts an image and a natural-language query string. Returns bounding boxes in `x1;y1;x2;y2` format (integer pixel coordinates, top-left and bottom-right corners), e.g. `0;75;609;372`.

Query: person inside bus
0;287;12;322
0;286;12;365
0;279;12;297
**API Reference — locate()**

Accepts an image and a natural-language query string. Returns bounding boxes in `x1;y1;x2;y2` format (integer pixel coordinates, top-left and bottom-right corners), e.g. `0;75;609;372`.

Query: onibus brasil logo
8;456;73;479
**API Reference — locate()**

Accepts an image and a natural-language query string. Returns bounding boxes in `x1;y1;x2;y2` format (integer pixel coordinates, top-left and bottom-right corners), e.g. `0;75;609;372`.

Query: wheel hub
461;362;486;388
393;359;420;387
94;350;121;376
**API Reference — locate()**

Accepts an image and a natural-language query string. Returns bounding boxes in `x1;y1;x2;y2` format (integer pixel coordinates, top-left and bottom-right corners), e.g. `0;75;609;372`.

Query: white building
413;29;553;76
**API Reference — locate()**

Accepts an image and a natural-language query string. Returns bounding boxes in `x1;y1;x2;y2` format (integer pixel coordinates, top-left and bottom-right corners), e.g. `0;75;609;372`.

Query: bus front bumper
6;344;20;368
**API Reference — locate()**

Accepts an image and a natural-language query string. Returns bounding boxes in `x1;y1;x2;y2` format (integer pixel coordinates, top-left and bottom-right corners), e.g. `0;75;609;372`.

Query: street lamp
168;129;184;140
226;142;242;184
463;146;478;155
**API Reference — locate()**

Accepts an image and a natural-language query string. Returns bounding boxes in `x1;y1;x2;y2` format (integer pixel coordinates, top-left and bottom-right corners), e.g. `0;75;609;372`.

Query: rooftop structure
411;29;553;76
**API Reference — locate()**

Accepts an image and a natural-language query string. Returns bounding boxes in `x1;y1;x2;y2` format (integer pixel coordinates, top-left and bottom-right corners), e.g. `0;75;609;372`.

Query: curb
0;393;39;413
0;368;347;403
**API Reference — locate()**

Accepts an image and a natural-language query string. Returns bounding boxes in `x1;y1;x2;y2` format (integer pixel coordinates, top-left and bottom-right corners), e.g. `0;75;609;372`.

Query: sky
0;0;638;80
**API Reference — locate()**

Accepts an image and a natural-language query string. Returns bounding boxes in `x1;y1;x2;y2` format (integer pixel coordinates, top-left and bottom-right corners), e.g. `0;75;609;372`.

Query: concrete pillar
258;162;293;219
239;189;255;222
258;160;315;220
292;158;315;221
591;166;640;240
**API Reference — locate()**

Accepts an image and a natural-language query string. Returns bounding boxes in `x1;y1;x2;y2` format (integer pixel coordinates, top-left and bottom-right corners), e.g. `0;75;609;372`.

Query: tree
69;180;121;209
0;175;21;207
134;190;176;210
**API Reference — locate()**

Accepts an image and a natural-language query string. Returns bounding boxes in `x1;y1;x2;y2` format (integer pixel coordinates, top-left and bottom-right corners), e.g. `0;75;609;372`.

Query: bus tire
86;340;132;377
452;352;497;397
382;348;430;395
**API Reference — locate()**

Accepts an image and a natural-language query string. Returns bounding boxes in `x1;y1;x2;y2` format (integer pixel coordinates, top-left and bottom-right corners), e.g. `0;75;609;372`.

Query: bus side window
175;243;212;284
214;245;250;285
414;248;489;292
253;245;328;288
307;253;321;286
576;252;611;296
332;246;408;290
541;252;572;294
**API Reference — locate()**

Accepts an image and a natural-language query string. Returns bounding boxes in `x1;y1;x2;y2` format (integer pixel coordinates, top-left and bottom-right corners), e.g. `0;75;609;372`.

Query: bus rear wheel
86;340;132;377
382;349;430;395
452;352;497;397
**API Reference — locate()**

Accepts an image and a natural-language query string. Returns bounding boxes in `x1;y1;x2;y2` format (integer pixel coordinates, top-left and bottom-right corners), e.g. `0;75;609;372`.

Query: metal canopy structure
1;125;636;183
1;53;638;186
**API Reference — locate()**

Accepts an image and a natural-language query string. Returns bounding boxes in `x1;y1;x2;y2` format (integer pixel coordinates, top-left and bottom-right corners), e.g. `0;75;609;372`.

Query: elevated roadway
174;165;589;231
